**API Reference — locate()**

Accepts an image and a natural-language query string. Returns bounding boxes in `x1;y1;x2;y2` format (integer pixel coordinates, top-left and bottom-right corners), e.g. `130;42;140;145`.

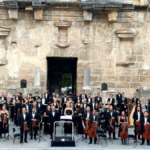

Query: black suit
0;103;9;110
34;96;40;101
120;97;127;112
107;98;115;107
95;96;102;102
80;94;87;99
0;96;7;103
18;113;30;142
29;112;39;139
87;97;92;103
90;102;96;111
74;96;80;104
44;93;49;101
10;99;16;121
48;110;59;138
18;92;22;96
22;104;31;113
116;94;122;106
15;96;21;101
89;114;98;143
83;102;89;109
140;116;150;144
132;98;139;105
41;98;48;112
62;97;67;113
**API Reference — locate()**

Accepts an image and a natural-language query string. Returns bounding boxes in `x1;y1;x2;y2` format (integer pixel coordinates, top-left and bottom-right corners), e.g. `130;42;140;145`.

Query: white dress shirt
93;115;95;121
42;98;45;104
32;113;35;119
110;98;112;104
52;111;55;117
138;112;140;120
88;98;91;103
87;112;89;119
23;113;26;120
145;117;147;124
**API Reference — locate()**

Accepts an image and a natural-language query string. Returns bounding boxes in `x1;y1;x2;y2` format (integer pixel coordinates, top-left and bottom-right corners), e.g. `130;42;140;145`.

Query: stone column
33;70;42;93
82;67;91;90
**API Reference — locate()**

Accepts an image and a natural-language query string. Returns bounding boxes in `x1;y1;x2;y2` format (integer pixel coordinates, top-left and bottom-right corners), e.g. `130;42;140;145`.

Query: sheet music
60;115;72;120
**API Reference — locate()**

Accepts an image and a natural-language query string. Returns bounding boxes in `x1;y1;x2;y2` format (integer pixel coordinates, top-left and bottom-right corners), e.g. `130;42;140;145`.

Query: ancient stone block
140;76;150;82
34;9;43;20
108;11;118;22
8;9;18;19
116;82;129;88
83;10;92;21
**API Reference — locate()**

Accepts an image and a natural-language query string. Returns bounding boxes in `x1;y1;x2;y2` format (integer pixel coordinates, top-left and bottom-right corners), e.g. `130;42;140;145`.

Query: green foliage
61;73;72;87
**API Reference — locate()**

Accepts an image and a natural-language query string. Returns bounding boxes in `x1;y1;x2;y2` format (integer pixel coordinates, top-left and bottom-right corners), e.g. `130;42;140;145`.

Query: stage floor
0;121;149;149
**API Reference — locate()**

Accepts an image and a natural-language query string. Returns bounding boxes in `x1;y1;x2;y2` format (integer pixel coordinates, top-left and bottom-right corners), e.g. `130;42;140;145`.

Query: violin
88;121;98;138
143;124;150;139
24;122;28;131
33;120;37;128
3;115;7;124
120;123;128;139
84;119;90;134
136;120;142;135
107;118;115;133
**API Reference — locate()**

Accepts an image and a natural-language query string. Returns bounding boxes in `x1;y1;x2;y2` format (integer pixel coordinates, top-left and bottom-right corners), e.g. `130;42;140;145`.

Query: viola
88;121;98;138
136;120;142;135
143;124;150;139
3;115;7;124
33;120;37;128
24;122;28;131
107;118;115;133
84;119;90;134
120;123;128;139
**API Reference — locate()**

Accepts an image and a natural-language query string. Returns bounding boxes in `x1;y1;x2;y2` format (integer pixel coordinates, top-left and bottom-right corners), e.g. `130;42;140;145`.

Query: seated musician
118;111;128;145
133;106;143;140
140;111;150;145
107;94;115;109
87;93;92;104
14;100;21;126
18;107;30;143
43;105;51;134
29;108;38;140
106;105;117;139
48;106;59;139
0;106;9;138
83;106;91;139
89;109;99;144
132;94;139;106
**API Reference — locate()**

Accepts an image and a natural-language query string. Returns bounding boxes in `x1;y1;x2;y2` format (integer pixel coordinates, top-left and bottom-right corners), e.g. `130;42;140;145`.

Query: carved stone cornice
115;29;138;38
0;26;11;37
54;21;72;27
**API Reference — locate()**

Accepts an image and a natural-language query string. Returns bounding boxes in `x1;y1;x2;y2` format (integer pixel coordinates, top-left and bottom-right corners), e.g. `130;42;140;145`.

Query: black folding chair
12;128;22;144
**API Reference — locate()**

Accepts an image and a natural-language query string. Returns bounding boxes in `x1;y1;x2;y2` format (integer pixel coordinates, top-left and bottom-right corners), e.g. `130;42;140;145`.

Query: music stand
4;123;13;142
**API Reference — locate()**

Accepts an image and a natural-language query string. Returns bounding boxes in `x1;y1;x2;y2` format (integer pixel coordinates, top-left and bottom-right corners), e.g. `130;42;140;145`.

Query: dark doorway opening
47;57;78;96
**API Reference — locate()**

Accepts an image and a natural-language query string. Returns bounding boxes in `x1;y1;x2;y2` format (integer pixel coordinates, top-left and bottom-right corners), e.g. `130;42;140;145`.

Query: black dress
64;109;73;134
0;113;8;135
77;108;84;134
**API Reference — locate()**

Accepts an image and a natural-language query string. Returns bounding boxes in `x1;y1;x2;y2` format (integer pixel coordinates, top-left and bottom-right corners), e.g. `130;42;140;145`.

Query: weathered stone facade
0;0;150;104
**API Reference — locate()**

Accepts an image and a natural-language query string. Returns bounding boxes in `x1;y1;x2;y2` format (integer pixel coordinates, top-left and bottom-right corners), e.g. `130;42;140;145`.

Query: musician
50;92;56;102
51;98;59;109
17;89;22;96
44;90;49;101
0;100;9;110
32;102;40;115
83;98;89;110
140;111;150;145
43;105;51;134
64;102;74;116
118;111;128;145
91;98;96;112
96;97;102;105
0;92;7;103
10;95;16;122
80;90;87;99
29;108;38;140
95;93;102;102
15;93;21;101
106;105;117;139
29;97;34;108
78;103;84;116
89;109;99;144
80;94;85;103
136;100;143;112
120;92;127;113
14;100;22;126
116;90;122;107
133;106;143;140
0;105;9;138
83;106;91;139
18;108;30;143
74;93;80;104
132;94;139;105
62;93;67;113
95;103;101;116
34;92;40;101
48;106;59;139
41;94;48;112
107;94;115;108
87;93;92;104
75;99;81;111
22;100;31;113
37;98;44;112
22;95;28;104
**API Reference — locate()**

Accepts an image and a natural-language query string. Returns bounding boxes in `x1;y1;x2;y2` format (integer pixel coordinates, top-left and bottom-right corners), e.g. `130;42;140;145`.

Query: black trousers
109;132;115;138
142;137;149;145
20;128;27;142
90;137;97;143
49;124;56;138
30;127;37;139
134;124;141;139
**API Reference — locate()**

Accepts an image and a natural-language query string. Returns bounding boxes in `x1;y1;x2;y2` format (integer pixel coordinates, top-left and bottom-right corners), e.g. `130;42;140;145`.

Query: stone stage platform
0;121;149;150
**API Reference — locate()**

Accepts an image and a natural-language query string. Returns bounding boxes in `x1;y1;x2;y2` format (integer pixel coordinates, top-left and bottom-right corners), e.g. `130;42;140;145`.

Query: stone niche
115;28;137;66
0;26;11;65
54;22;72;48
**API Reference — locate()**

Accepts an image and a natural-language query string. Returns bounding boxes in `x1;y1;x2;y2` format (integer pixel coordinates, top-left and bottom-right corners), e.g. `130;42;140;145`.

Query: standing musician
107;94;115;109
75;99;81;112
87;93;92;104
91;98;96;112
9;95;16;122
14;100;21;126
133;106;143;140
80;94;85;103
116;90;122;108
120;93;127;113
132;94;139;106
83;98;89;110
140;111;150;145
17;89;22;96
48;106;59;139
29;108;38;140
106;105;117;139
95;93;102;102
80;90;87;99
0;99;9;110
15;93;21;101
0;92;7;103
41;94;48;105
22;100;31;114
136;100;143;112
18;108;30;143
44;90;49;101
62;93;67;114
0;106;9;138
74;93;80;104
50;92;56;103
34;92;40;101
118;111;128;145
89;109;99;144
83;106;91;139
22;95;28;104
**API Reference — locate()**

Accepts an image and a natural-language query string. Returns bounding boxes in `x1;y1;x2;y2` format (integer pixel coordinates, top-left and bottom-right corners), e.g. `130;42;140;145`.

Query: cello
120;122;128;139
143;123;150;139
33;120;37;128
24;122;28;131
84;119;90;134
88;121;98;138
107;117;115;133
136;120;142;135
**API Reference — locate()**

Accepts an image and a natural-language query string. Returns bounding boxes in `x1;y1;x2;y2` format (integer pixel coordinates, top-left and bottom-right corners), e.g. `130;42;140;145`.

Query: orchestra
0;90;150;146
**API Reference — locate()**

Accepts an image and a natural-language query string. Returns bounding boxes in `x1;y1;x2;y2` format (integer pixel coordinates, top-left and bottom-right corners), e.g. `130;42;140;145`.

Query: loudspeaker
21;79;27;88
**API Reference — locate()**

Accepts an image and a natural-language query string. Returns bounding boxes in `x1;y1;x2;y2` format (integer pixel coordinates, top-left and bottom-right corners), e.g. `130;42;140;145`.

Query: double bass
143;124;150;139
88;121;98;138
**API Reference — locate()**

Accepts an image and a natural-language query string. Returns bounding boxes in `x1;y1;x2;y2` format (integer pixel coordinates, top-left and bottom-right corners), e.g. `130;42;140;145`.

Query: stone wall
0;0;150;102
